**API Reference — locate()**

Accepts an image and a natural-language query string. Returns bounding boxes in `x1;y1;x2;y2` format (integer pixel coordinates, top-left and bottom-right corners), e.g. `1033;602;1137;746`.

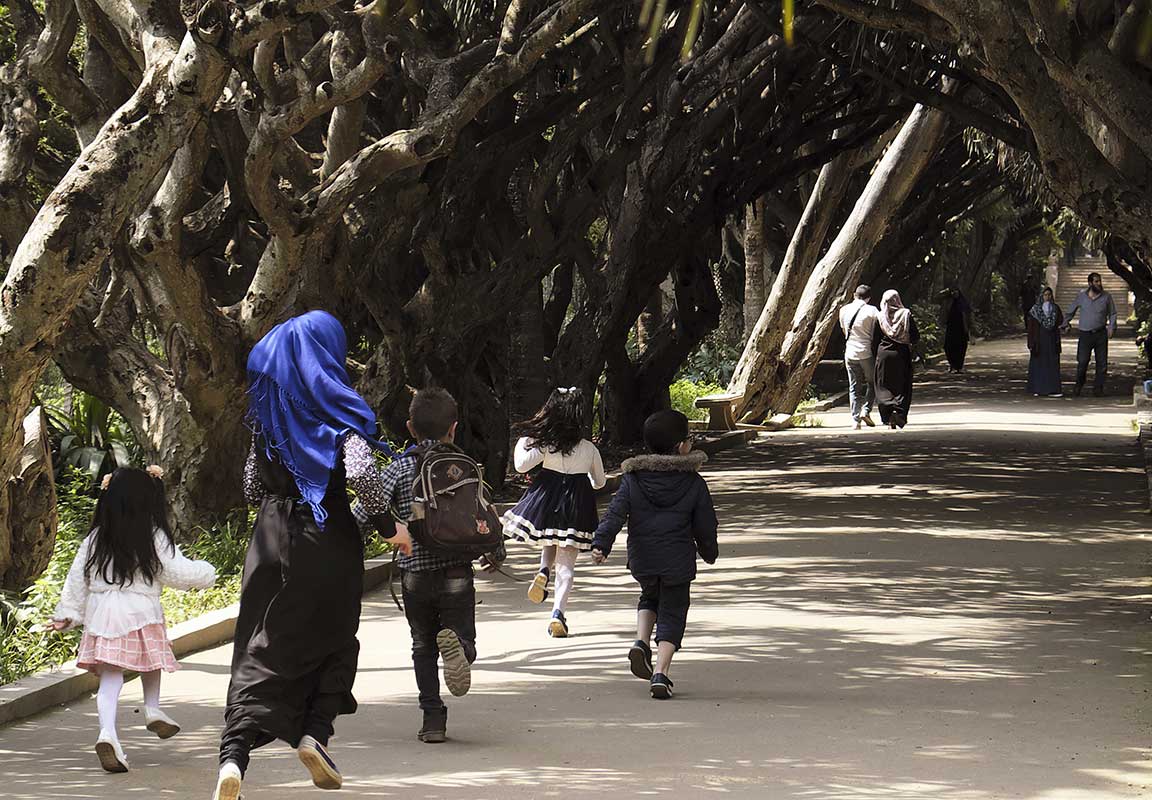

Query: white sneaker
95;731;129;773
144;706;181;739
298;735;342;790
212;761;243;800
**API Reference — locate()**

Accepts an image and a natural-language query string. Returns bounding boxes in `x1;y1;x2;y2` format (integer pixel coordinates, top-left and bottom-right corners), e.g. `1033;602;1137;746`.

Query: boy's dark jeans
636;576;692;650
402;566;477;711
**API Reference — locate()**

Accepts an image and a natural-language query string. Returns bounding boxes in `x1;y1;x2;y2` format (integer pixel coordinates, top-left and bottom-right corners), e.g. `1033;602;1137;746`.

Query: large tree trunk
728;146;860;418
742;198;768;340
732;102;952;421
1;407;57;591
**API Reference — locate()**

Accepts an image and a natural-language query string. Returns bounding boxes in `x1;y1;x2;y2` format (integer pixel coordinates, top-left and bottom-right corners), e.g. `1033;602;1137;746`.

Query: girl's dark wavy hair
85;468;174;588
513;387;587;455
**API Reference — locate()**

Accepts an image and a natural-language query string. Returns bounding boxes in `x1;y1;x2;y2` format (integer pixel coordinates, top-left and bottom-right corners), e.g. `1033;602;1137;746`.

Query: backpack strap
844;304;865;341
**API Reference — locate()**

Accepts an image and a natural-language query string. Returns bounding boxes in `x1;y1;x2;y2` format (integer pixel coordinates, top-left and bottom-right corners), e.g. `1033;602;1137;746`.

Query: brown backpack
408;443;504;557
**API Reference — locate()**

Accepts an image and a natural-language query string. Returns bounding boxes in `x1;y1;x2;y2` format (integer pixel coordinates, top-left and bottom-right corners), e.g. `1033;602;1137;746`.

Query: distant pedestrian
1026;287;1064;397
50;466;217;774
1063;272;1117;397
874;290;920;429
839;285;879;429
943;287;972;373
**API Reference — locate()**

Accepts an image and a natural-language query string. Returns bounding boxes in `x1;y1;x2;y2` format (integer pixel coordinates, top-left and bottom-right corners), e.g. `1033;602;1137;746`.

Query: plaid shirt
351;440;474;573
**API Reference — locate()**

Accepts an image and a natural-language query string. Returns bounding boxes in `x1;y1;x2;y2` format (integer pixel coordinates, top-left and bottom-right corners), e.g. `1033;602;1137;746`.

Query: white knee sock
140;670;162;711
97;669;125;738
539;545;557;574
552;547;578;613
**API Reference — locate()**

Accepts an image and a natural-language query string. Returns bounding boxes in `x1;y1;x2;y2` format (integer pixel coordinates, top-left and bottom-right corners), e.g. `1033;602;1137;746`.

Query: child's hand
45;619;71;632
391;522;413;556
591;548;607;564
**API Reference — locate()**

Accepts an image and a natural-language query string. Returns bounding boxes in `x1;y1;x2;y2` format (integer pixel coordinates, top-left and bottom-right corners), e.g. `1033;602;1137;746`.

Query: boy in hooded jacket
591;409;718;699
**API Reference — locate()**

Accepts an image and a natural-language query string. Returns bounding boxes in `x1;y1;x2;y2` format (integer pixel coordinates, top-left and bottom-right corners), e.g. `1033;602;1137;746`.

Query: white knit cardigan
53;530;217;638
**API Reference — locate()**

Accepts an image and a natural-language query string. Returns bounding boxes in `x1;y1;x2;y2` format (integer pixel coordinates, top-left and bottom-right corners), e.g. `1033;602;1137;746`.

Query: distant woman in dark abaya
1026;287;1064;397
874;290;920;430
943;287;972;373
213;310;411;800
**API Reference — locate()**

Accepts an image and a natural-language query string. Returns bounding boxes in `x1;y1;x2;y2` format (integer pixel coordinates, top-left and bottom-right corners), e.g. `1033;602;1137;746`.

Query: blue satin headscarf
246;310;391;526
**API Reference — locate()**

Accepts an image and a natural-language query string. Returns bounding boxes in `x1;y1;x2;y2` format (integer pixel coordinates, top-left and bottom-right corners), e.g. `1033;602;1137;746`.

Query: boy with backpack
591;409;718;700
357;387;505;743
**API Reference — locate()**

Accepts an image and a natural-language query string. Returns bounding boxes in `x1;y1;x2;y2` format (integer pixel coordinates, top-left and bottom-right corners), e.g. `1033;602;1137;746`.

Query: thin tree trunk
742;197;767;340
0;408;57;591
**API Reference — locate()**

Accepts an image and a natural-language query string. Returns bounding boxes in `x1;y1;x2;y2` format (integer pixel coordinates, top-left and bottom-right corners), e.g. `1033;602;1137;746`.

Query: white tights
540;545;579;614
97;668;163;738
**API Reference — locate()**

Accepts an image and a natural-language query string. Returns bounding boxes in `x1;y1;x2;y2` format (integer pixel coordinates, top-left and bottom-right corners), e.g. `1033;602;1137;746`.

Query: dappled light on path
1;337;1148;799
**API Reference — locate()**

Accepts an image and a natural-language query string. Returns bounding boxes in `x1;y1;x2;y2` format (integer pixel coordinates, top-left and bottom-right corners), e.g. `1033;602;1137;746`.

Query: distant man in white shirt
839;284;880;429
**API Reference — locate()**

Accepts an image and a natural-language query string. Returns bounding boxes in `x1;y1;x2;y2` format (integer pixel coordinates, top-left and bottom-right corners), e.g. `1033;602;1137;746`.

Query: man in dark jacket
592;409;719;700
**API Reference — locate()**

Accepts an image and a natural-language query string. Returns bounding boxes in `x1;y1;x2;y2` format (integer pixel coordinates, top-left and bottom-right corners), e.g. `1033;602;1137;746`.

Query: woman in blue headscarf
214;311;411;800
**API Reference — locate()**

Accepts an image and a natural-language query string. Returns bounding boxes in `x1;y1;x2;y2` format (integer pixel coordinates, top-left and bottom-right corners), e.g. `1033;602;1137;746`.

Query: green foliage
670;378;723;421
678;329;742;385
0;470;94;684
911;303;943;355
42;393;140;484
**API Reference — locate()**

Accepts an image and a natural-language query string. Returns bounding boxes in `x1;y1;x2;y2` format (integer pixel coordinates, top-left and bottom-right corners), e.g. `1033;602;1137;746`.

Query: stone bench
694;392;744;431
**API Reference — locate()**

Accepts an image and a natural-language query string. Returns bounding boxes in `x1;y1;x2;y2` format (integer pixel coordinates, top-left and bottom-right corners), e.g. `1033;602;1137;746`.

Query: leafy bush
42;393;140;484
670;378;724;421
911;303;943;356
678;330;742;385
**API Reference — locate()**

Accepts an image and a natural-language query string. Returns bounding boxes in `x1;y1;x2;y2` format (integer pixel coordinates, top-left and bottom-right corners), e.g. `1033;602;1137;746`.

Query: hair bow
556;386;578;394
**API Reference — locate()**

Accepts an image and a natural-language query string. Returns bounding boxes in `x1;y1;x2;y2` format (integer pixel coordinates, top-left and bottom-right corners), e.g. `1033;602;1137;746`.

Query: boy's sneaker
548;610;569;638
212;761;243;800
628;640;653;680
418;707;448;744
650;673;674;700
298;735;342;790
437;628;471;697
527;570;549;604
95;731;129;773
144;706;181;739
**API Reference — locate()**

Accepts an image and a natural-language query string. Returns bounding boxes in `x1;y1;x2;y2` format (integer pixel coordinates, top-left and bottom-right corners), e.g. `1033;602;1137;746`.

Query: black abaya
874;317;919;428
943;295;970;372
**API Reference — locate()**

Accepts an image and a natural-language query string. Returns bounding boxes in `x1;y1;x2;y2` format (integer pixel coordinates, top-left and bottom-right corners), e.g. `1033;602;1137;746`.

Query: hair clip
100;473;112;491
146;464;165;480
556;386;577;394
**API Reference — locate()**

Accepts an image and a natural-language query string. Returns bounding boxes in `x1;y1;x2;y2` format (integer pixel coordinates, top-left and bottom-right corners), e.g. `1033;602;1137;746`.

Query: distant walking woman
943;287;971;373
874;290;920;429
1026;287;1064;397
213;311;411;800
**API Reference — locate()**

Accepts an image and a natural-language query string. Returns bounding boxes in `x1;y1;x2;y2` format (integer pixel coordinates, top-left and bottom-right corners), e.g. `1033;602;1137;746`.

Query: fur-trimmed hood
620;450;708;509
620;450;708;474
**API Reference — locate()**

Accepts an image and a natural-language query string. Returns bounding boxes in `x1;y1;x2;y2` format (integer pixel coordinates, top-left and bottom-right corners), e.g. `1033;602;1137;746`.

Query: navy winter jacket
592;451;718;583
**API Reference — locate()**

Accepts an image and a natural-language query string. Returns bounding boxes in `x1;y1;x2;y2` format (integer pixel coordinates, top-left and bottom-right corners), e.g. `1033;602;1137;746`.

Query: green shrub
670;378;724;421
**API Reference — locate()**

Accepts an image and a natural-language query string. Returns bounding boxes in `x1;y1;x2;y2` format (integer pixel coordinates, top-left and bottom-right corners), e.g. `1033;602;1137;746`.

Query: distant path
3;337;1150;799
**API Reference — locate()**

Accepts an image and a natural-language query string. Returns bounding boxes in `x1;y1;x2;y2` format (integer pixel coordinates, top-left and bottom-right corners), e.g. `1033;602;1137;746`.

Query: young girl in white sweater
501;387;606;637
51;466;217;773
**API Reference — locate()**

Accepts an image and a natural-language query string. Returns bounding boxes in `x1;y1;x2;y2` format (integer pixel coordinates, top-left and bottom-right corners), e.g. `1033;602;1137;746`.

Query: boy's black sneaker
628;640;653;680
418;707;448;744
650;673;674;700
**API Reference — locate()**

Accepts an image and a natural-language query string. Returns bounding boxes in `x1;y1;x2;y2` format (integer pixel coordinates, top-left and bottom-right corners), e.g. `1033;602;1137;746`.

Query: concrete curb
0;557;395;728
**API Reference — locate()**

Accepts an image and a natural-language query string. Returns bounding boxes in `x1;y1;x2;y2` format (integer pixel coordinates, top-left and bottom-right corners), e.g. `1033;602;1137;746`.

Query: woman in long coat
943;288;972;373
874;290;920;429
214;311;410;800
1026;287;1064;397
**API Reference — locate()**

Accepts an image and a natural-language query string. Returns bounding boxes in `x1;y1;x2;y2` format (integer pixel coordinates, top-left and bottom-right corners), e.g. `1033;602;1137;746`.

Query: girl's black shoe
650;673;674;699
629;640;653;680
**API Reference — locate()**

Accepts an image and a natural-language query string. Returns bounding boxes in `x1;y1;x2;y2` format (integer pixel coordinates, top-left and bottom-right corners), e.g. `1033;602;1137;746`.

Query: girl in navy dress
501;388;606;637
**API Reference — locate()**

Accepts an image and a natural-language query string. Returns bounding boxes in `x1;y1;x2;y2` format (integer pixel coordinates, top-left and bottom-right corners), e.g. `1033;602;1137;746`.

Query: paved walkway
3;338;1150;799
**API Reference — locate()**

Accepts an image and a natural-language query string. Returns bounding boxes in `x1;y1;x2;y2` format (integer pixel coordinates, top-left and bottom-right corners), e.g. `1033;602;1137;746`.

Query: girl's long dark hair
85;468;174;587
514;387;587;454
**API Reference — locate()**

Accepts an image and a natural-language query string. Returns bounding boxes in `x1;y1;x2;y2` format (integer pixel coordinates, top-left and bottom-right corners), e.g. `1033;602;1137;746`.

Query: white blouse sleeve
156;533;218;591
513;437;546;473
53;537;91;626
587;442;607;490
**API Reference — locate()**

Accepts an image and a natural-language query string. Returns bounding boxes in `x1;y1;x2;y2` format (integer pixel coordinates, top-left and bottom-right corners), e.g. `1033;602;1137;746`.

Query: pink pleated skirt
77;623;180;673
